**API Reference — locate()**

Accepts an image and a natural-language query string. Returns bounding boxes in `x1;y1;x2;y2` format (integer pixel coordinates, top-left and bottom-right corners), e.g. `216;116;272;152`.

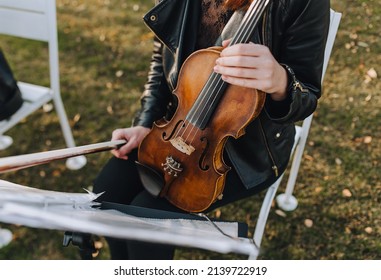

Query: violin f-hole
162;119;185;141
198;136;210;171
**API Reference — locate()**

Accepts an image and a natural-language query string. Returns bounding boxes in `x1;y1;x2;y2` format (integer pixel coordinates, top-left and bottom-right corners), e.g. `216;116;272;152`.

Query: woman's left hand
214;40;288;101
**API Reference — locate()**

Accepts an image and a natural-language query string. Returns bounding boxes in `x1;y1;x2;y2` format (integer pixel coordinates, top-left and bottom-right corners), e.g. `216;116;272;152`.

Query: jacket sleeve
264;0;330;123
132;37;172;128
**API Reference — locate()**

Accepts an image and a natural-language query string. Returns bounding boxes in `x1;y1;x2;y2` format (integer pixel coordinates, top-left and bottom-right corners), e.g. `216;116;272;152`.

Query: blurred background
0;0;380;259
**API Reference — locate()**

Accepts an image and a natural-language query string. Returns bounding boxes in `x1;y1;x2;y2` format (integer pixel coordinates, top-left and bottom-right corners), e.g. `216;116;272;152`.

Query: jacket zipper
259;118;279;177
281;63;308;93
259;10;278;177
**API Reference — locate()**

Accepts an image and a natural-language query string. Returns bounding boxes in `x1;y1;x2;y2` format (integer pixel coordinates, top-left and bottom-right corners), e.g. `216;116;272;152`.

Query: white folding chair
0;0;86;170
249;9;342;260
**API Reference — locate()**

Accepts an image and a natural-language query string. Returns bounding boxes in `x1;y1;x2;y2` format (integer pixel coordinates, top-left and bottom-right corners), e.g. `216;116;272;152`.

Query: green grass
0;0;380;260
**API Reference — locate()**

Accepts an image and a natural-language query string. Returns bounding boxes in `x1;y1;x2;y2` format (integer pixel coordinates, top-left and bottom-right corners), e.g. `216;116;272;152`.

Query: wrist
270;64;288;101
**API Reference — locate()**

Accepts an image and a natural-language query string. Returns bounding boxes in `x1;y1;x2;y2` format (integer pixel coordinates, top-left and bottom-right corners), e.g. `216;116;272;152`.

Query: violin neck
185;0;270;130
229;0;270;46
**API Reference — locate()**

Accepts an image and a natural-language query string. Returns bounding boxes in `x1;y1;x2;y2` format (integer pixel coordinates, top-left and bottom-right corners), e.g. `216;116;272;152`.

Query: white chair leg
52;96;87;170
276;159;300;212
253;181;281;247
276;192;298;212
276;117;311;212
66;155;87;170
275;159;300;211
248;248;260;260
0;135;13;150
249;176;284;259
0;228;13;248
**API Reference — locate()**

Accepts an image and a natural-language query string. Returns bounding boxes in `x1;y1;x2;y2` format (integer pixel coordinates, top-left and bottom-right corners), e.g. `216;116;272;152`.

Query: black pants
93;149;275;259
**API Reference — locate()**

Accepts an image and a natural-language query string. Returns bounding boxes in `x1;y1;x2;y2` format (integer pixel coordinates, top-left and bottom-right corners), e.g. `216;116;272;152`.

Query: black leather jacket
133;0;330;189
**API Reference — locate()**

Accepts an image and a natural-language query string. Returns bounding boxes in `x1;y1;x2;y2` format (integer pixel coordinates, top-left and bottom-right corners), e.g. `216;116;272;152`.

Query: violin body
137;47;265;212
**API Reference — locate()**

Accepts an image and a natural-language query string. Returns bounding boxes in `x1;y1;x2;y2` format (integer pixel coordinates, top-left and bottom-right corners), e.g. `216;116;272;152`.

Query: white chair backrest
322;9;342;82
0;0;86;169
0;0;59;95
0;0;56;42
250;9;342;259
282;9;342;199
299;9;343;145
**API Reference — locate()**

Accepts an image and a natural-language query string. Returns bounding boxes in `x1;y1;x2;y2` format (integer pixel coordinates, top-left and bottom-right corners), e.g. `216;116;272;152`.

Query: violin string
184;73;224;144
183;0;266;144
176;0;266;146
183;0;265;145
186;0;262;127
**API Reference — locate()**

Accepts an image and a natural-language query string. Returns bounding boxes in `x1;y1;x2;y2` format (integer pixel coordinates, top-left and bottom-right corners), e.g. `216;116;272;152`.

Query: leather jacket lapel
143;0;199;55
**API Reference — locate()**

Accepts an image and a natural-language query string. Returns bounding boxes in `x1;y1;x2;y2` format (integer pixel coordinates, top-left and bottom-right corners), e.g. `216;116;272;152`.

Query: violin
137;0;270;212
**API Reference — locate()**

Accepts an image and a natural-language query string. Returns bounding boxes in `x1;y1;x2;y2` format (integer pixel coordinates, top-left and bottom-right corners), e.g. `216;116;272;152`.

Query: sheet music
0;179;101;205
0;179;257;256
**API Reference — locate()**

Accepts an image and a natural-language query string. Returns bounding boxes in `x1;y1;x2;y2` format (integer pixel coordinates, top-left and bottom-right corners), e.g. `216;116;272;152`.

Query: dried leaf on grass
366;68;377;79
304;219;314;228
364;68;378;83
342;188;352;197
43;103;54;113
363;136;372;144
275;209;287;218
73;113;81;123
353;136;372;144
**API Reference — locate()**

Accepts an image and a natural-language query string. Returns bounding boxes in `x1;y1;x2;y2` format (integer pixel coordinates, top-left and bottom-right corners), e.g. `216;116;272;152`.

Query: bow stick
0;140;126;173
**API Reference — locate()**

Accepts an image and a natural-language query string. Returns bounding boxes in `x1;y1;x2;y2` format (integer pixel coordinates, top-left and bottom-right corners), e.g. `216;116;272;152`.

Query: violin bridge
169;137;195;155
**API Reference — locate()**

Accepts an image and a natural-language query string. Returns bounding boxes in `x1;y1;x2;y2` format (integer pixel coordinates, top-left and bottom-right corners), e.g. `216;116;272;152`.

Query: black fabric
0;50;23;121
100;202;249;238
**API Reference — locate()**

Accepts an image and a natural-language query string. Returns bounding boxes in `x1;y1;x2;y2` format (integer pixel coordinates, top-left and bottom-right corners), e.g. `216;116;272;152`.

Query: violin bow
0;140;126;173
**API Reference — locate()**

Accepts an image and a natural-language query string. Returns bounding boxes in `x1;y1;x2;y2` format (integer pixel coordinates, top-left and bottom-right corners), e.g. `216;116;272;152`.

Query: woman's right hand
110;126;151;160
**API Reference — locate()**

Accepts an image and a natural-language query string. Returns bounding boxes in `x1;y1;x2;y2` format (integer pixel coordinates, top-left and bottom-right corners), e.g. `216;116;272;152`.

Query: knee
92;156;141;204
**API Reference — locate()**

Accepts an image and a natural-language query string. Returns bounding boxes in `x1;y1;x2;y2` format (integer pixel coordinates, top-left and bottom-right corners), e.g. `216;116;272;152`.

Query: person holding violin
93;0;330;259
